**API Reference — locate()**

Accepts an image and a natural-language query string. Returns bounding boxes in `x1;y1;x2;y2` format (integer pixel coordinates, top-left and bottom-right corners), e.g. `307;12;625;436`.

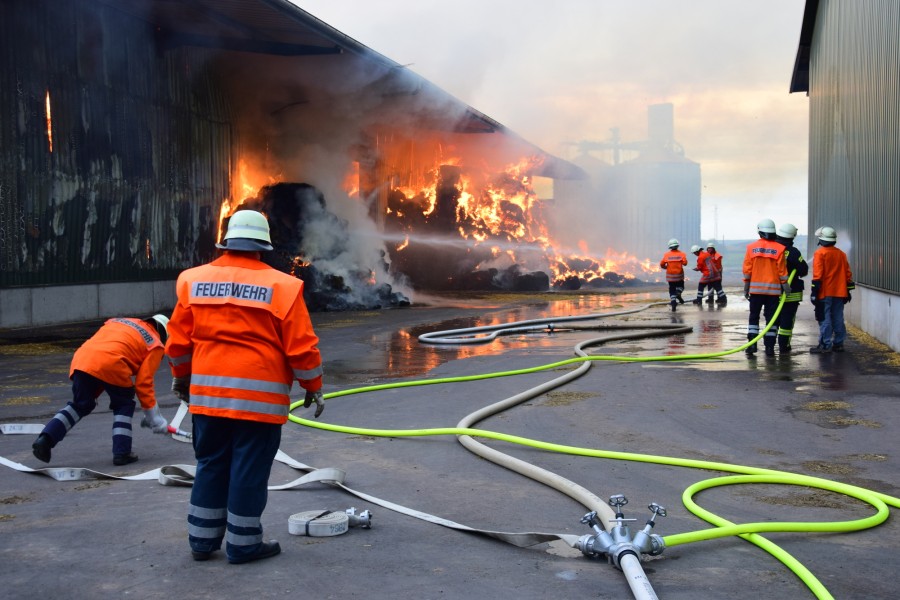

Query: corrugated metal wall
808;0;900;292
0;0;232;287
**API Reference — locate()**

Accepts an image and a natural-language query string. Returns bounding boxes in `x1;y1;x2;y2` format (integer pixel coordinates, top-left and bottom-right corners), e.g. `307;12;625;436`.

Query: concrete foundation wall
0;281;176;330
845;286;900;353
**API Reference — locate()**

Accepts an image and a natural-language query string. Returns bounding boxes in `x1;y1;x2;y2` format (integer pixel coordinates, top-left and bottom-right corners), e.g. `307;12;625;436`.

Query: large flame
358;150;655;286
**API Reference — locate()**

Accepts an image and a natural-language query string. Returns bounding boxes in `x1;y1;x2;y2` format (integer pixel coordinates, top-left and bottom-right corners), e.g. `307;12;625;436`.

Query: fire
44;90;53;153
365;150;656;287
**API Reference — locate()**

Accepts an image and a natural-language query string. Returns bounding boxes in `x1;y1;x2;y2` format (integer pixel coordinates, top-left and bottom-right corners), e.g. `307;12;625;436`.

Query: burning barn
0;0;654;328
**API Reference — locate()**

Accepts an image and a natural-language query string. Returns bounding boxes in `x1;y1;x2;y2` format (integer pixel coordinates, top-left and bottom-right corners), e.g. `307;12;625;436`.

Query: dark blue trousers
41;370;136;456
187;414;282;561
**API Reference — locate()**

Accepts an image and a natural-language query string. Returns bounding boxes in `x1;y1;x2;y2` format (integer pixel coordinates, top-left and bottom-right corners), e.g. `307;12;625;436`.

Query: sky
290;0;809;240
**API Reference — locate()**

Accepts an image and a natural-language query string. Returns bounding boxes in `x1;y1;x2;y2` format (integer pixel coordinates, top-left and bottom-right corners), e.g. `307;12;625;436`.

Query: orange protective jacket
742;239;788;295
166;253;323;425
707;251;723;281
812;245;853;298
659;250;688;282
69;318;165;410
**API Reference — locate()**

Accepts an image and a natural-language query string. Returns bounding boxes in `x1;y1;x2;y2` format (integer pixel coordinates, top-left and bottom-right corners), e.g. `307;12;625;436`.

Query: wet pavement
1;286;899;599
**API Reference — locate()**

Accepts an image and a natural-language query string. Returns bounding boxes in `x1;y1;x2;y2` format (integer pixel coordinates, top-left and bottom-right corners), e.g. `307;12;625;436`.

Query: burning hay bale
231;183;411;312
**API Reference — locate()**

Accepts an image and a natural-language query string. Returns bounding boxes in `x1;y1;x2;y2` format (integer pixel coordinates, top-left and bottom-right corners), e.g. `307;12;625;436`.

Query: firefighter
704;241;727;305
31;315;171;465
772;223;808;353
166;209;325;565
659;238;688;311
689;244;711;304
742;218;790;356
809;226;855;353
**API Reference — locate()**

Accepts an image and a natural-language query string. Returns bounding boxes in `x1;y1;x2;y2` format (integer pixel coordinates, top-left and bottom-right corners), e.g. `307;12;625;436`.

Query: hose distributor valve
574;494;667;568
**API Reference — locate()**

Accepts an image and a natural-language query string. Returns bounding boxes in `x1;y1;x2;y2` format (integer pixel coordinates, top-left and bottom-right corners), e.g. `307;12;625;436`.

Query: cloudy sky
292;0;809;240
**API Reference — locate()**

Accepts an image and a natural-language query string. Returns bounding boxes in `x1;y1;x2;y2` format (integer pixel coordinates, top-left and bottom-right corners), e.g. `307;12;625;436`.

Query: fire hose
286;275;900;600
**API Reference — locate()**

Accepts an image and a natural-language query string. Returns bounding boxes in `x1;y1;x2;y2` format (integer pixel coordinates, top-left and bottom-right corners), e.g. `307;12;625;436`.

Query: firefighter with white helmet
772;223;809;353
660;238;688;311
809;226;855;353
32;314;171;465
742;218;790;356
698;240;726;305
166;208;324;564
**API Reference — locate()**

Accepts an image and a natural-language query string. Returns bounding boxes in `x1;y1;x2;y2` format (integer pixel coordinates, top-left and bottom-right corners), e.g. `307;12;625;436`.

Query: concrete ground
1;287;898;600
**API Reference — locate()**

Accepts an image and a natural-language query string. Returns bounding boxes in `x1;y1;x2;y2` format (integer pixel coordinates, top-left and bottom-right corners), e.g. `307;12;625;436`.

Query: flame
350;148;656;286
45;90;53;153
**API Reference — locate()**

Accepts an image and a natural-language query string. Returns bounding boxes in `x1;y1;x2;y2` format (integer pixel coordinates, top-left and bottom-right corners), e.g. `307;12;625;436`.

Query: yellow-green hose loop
664;474;890;600
288;269;897;599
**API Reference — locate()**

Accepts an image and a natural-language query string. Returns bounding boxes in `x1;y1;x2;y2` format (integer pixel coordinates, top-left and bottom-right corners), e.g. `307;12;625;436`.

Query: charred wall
0;0;230;288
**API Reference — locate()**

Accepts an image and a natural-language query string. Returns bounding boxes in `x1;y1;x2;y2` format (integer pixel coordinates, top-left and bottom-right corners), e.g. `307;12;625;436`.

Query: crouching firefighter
32;315;171;465
166;209;326;565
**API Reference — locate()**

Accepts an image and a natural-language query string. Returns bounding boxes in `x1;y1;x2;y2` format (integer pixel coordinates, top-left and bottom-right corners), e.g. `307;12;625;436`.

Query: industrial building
790;0;900;351
554;103;701;263
0;0;583;328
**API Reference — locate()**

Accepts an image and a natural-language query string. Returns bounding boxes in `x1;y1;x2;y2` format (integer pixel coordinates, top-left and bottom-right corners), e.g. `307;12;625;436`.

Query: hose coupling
345;507;373;528
576;495;667;564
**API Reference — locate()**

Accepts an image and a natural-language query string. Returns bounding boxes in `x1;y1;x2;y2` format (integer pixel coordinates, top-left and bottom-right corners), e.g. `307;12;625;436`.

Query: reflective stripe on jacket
778;242;808;302
69;318;165;410
742;239;788;296
812;245;853;298
659;250;688;282
166;253;323;425
698;251;723;283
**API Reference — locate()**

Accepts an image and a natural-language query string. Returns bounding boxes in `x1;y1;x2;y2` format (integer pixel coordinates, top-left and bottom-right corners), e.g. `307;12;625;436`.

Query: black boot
113;452;139;466
32;434;52;463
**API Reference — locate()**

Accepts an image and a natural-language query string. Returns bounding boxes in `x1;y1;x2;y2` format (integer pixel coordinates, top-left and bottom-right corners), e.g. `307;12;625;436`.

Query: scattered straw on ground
802;460;854;475
543;391;598;406
801;400;852;411
0;396;51;406
0;343;69;356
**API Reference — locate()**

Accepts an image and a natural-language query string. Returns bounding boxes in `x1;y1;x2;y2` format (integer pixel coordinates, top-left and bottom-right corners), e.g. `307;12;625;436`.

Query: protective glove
810;280;820;305
781;283;792;297
303;390;325;418
743;282;751;300
844;292;852;304
172;376;191;404
141;406;169;434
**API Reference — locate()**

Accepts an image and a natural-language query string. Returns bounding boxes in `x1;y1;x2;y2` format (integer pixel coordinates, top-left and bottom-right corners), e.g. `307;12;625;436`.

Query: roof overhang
99;0;585;178
789;0;820;94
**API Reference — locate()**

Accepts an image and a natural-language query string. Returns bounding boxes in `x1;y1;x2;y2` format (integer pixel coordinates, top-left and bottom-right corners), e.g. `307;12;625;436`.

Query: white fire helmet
777;223;798;239
690;245;701;253
757;218;776;234
150;314;169;342
706;241;716;250
667;238;680;249
818;226;837;242
217;210;274;251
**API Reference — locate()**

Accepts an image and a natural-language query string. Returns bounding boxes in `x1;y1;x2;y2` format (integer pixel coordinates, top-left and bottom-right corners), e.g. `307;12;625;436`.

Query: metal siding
0;0;230;287
808;0;900;292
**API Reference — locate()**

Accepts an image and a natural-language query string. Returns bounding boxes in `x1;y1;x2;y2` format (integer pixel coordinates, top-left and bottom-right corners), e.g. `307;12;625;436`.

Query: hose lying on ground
290;277;898;599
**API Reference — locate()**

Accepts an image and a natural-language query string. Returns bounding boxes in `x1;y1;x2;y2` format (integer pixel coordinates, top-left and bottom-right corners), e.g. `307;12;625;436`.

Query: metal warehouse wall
0;0;232;289
807;0;900;293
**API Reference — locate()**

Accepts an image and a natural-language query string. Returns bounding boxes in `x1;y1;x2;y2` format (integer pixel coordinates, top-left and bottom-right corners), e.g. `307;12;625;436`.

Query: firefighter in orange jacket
31;315;170;465
166;209;324;565
659;238;688;311
809;226;855;353
704;241;727;305
742;219;790;356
